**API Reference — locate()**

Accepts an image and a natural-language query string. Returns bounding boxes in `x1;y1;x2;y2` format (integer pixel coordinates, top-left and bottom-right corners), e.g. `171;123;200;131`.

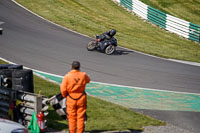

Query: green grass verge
16;0;200;62
34;75;165;132
0;60;7;64
140;0;200;25
1;60;165;131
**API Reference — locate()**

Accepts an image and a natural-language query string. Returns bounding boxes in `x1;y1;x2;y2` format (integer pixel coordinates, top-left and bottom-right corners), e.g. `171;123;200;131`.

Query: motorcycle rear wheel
105;45;116;55
87;41;96;51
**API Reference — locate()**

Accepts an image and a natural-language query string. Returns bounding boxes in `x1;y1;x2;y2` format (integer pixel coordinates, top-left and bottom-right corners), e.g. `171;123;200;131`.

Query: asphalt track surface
0;0;200;132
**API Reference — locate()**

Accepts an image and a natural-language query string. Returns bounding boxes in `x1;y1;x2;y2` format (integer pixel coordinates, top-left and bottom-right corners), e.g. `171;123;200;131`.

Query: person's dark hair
72;61;80;70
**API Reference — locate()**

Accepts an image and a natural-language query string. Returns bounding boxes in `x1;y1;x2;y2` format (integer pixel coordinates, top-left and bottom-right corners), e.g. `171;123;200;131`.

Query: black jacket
99;31;113;41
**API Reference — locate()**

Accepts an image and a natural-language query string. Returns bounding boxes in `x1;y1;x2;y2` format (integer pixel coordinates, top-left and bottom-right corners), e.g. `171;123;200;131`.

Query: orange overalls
60;70;90;133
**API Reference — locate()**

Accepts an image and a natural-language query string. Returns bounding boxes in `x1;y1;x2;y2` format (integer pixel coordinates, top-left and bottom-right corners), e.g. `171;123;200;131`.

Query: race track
0;0;200;132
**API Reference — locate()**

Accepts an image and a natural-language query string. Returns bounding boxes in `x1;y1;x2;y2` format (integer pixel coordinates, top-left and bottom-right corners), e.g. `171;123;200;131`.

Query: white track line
1;57;200;95
12;0;200;67
2;1;200;95
169;59;200;67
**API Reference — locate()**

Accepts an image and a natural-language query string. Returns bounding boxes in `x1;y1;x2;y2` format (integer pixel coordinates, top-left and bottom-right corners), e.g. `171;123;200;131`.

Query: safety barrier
113;0;200;42
0;87;12;119
0;64;33;93
0;64;48;126
0;86;48;126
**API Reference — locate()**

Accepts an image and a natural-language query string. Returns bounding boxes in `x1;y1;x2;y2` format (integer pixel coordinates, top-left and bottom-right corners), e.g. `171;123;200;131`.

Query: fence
114;0;200;42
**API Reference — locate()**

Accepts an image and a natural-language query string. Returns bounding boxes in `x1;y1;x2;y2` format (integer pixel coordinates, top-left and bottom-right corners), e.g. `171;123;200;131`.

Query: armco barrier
0;64;49;126
113;0;200;42
0;86;48;126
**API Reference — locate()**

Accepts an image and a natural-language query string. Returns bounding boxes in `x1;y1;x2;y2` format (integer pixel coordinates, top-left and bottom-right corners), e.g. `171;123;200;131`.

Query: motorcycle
87;34;117;55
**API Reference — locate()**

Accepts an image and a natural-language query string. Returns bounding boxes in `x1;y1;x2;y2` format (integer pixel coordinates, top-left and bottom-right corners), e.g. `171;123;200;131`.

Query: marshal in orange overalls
60;69;90;133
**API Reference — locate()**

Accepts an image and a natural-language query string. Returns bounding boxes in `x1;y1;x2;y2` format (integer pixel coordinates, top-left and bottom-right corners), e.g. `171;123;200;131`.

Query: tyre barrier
0;64;48;126
0;86;48;126
0;64;23;69
0;64;23;89
0;64;34;93
0;87;11;119
0;69;12;88
12;69;34;93
113;0;200;42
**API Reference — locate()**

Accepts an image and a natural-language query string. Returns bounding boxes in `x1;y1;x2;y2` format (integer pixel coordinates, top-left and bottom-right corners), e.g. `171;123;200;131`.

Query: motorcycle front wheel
105;45;116;55
87;41;96;51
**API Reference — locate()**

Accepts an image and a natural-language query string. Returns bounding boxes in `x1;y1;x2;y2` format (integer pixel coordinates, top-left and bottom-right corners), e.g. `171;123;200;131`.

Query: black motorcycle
87;35;117;55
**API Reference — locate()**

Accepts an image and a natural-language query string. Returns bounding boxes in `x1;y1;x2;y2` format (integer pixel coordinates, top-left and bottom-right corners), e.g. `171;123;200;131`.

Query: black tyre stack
12;69;34;93
0;69;13;88
0;64;34;93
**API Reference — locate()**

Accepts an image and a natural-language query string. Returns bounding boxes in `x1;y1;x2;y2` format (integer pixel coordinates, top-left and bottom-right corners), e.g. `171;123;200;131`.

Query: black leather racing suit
98;31;116;50
99;31;113;41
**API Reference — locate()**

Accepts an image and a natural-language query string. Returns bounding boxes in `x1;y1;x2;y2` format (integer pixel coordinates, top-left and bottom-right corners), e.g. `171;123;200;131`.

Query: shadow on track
113;49;133;55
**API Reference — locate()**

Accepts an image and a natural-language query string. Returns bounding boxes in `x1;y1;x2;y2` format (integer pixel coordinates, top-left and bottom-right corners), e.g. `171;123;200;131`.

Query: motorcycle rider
98;29;116;41
97;29;117;49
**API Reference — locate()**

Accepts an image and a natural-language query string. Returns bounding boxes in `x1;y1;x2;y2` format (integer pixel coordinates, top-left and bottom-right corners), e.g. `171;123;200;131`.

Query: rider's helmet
109;29;116;37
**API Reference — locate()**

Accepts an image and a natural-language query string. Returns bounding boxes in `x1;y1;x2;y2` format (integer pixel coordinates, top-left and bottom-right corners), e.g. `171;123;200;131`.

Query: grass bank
16;0;200;62
0;60;165;132
140;0;200;25
34;74;165;132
